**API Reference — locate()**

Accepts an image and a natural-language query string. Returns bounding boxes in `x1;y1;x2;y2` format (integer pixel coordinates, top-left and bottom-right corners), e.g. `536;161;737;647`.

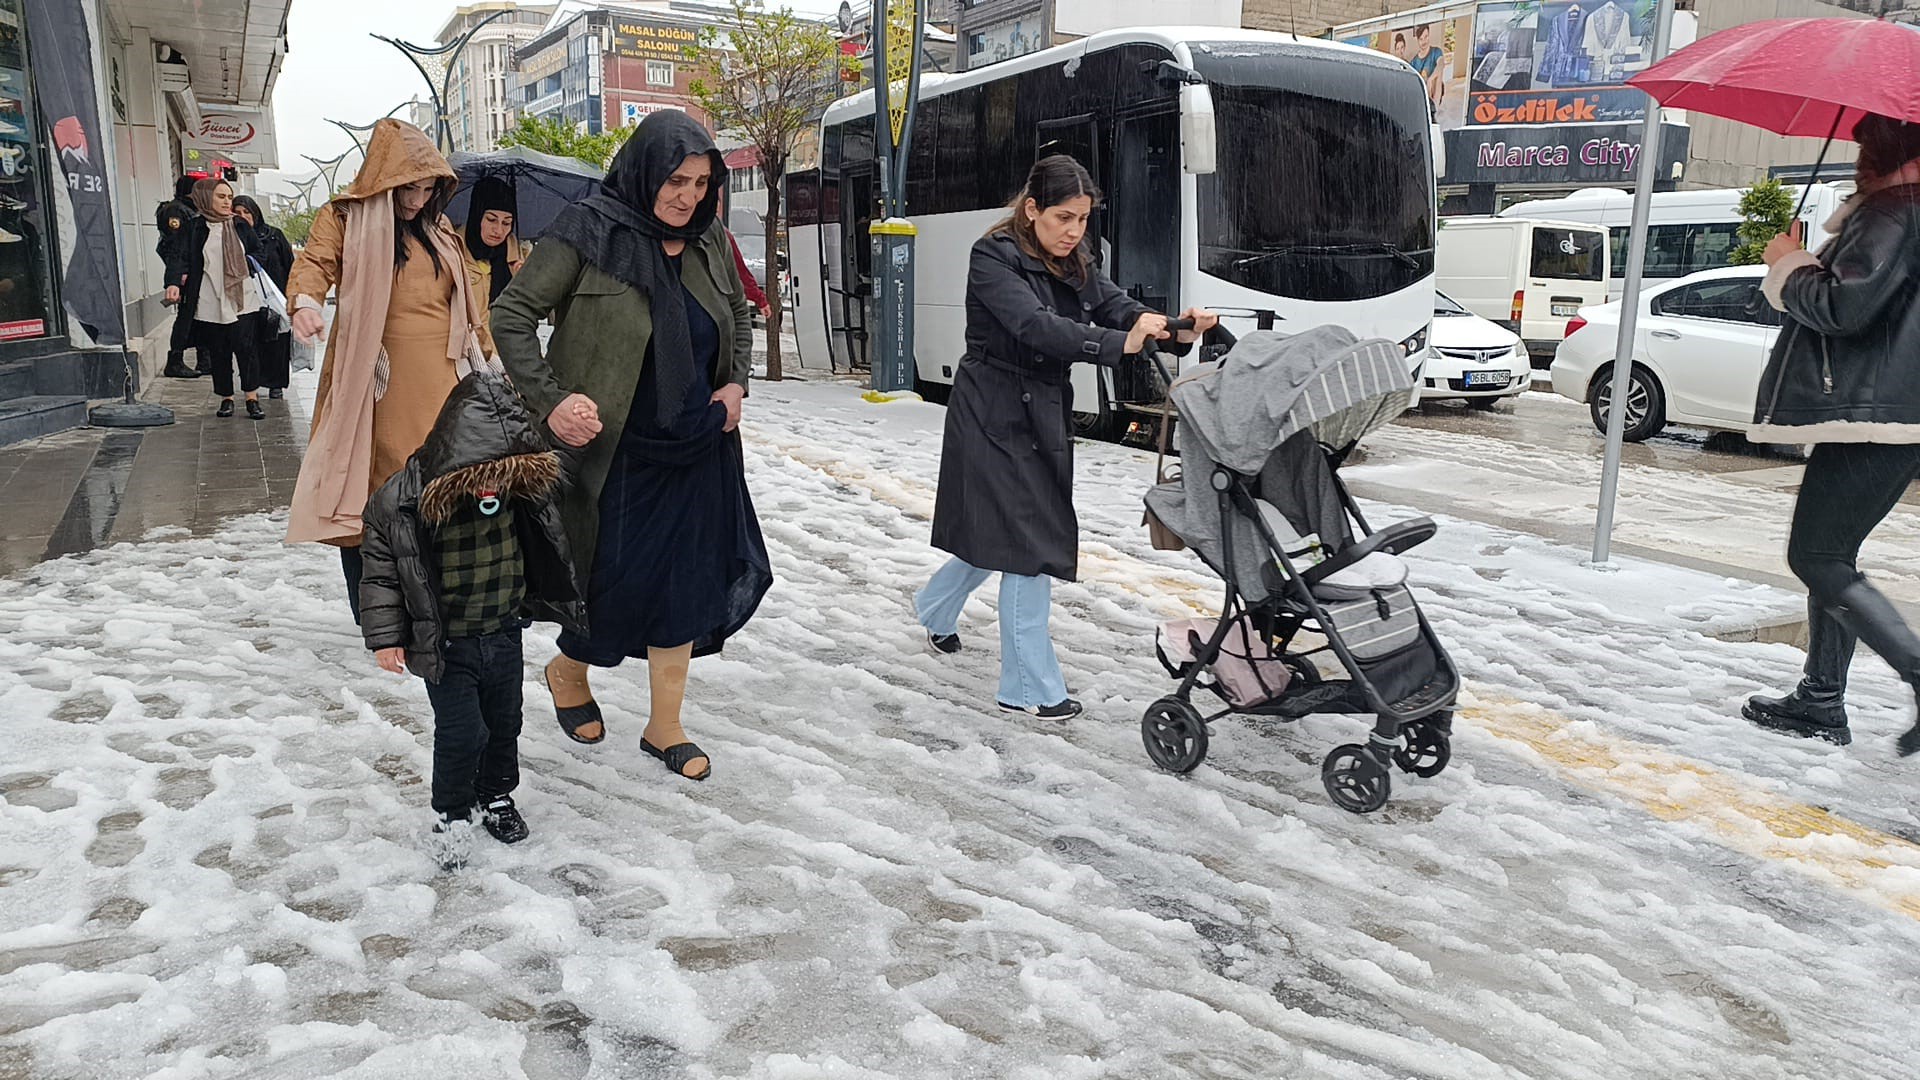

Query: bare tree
688;0;852;381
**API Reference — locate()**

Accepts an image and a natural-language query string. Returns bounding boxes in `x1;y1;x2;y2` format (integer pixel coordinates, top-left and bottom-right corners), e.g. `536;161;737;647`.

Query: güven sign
182;107;277;168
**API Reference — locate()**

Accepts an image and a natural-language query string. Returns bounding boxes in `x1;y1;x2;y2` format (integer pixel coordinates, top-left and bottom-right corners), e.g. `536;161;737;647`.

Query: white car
1419;291;1530;406
1550;266;1783;442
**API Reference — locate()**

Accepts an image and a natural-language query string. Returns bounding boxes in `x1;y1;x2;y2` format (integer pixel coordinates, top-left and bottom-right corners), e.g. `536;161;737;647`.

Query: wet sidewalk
0;369;306;576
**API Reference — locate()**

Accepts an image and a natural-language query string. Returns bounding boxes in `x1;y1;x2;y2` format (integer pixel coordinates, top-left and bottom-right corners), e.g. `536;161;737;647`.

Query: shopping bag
249;256;291;334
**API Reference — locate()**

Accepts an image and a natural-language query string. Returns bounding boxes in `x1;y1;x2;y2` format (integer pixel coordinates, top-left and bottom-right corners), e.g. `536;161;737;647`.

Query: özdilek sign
1443;122;1689;185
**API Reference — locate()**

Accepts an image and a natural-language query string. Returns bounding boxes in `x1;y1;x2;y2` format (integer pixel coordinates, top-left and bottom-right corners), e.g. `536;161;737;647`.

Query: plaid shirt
435;499;525;639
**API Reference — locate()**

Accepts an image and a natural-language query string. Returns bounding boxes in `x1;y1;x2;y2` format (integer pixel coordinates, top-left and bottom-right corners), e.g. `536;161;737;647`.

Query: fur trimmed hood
420;451;560;525
410;373;561;523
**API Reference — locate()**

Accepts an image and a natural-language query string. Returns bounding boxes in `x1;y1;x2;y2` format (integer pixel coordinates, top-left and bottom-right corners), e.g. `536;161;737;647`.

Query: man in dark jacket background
155;175;205;378
1744;112;1920;756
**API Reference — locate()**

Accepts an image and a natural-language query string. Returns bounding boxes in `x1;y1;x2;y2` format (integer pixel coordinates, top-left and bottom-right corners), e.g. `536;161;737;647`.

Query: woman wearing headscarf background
493;110;770;782
463;176;524;328
284;120;495;620
177;178;268;419
232;194;295;400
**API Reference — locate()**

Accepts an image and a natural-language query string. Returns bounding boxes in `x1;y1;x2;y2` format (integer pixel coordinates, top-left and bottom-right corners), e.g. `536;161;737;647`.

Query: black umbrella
446;146;606;240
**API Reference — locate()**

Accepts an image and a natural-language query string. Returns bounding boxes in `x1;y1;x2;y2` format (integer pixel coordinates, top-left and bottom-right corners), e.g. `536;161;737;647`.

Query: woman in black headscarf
493;110;769;783
231;195;295;400
462;176;522;325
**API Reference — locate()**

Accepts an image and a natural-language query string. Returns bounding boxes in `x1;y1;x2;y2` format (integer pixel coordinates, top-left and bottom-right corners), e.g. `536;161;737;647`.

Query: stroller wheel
1283;655;1322;686
1321;744;1392;813
1142;698;1209;774
1392;722;1452;779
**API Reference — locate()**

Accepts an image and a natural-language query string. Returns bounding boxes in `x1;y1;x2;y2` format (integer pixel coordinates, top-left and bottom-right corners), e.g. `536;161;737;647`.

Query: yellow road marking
749;429;1920;919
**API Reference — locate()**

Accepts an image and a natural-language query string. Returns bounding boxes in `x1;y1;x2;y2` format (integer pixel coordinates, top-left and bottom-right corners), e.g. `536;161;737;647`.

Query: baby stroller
1136;323;1459;813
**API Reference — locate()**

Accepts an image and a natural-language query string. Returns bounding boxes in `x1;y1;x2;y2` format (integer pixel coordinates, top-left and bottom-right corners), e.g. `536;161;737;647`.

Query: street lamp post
326;102;413;156
372;6;515;154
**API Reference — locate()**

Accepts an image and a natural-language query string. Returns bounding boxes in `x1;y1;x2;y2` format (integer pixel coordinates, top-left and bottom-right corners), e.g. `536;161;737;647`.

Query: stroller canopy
1168;325;1413;477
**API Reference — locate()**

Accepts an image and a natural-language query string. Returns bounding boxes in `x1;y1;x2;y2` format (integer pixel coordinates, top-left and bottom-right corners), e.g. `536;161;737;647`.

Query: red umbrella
1627;17;1920;139
1628;17;1920;212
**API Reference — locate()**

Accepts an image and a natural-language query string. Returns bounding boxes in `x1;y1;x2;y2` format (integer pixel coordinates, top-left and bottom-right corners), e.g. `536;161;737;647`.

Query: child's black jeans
425;626;524;816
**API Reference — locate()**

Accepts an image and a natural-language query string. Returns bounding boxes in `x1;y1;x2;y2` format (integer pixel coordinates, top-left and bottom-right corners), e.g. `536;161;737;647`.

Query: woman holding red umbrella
1742;114;1920;755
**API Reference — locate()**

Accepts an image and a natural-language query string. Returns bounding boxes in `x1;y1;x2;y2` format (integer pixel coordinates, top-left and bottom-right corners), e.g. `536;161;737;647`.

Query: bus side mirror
1431;123;1446;182
1180;82;1217;176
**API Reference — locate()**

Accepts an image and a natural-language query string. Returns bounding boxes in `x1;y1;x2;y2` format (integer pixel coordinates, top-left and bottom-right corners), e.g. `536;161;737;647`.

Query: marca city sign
1477;135;1641;173
1443;122;1691;186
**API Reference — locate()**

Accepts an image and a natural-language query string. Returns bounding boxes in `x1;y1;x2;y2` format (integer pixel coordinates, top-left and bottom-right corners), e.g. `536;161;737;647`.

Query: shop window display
0;0;58;342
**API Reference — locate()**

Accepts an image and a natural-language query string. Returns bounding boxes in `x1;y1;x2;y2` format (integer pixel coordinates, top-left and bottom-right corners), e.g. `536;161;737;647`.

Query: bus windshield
1190;43;1435;303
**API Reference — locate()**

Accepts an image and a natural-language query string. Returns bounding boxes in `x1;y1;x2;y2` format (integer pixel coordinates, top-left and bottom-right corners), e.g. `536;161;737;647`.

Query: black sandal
544;663;605;745
642;738;711;782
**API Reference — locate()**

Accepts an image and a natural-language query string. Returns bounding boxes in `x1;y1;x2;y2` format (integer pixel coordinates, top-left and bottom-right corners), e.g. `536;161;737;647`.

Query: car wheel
1468;396;1501;411
1589;365;1665;442
913;366;951;406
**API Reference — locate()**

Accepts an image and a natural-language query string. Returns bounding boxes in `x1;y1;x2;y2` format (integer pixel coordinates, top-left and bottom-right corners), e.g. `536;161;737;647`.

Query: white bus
1498;182;1854;301
786;27;1440;437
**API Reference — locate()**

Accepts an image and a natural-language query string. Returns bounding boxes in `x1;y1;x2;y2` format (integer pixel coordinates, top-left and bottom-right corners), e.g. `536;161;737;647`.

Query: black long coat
1752;184;1920;442
930;233;1153;581
165;215;265;347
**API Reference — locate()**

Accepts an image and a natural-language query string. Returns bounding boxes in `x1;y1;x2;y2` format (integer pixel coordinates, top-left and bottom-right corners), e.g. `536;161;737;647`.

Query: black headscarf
464;176;517;304
545;110;728;428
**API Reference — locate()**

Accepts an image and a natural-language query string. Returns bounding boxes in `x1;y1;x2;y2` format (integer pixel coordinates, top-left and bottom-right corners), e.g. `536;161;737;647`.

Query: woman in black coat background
1744;113;1920;755
232;195;295;399
916;155;1216;720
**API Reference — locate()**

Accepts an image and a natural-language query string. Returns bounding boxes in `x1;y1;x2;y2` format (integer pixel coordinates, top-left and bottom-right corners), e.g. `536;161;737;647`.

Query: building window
646;60;675;87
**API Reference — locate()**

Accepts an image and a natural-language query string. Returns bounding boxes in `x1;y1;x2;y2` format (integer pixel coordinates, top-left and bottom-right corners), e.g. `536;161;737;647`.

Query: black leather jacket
360;375;587;683
1754;184;1920;442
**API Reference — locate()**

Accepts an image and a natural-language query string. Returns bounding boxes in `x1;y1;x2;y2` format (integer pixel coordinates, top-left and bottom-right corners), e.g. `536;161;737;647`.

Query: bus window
1193;50;1434;303
1609;222;1740;279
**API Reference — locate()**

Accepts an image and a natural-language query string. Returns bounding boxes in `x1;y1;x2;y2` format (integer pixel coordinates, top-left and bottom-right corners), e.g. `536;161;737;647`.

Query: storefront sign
1469;87;1646;126
1444;122;1690;185
23;0;124;346
967;18;1042;68
612;20;701;63
1339;0;1666;131
183;107;278;168
518;42;568;83
620;100;680;127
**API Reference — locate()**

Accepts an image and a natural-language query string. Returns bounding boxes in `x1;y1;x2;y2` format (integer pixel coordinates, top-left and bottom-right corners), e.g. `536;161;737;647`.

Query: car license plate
1465;370;1509;387
1551;304;1578;317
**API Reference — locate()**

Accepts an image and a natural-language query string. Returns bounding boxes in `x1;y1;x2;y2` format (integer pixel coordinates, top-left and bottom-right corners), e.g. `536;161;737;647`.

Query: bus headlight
1400;326;1429;357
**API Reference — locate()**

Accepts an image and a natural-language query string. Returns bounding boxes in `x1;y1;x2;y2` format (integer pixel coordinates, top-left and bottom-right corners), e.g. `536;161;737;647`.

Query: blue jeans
915;557;1069;708
423;627;524;816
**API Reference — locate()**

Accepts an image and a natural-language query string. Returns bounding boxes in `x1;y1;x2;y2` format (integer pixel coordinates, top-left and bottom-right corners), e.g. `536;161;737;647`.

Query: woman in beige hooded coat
284;120;496;620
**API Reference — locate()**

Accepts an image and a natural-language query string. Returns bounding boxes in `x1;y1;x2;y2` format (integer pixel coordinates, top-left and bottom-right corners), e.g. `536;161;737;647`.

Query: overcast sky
261;0;847;196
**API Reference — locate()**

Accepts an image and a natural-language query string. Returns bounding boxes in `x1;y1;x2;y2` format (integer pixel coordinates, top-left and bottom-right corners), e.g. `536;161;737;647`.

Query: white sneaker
426;810;475;871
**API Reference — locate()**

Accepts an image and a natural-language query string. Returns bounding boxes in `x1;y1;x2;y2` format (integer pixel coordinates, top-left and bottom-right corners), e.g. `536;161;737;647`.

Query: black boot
1746;600;1855;744
1827;580;1920;757
161;351;196;378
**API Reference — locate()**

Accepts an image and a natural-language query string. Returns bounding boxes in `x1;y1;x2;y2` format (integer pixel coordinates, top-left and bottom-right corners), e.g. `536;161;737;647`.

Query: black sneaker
215;399;235;418
928;631;962;655
246;399;265;421
426;809;475;870
479;796;529;844
268;387;285;399
999;698;1083;720
162;360;196;379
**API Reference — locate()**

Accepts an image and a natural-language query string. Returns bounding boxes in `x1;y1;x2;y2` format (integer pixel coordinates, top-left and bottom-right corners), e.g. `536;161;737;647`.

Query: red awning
723;146;760;170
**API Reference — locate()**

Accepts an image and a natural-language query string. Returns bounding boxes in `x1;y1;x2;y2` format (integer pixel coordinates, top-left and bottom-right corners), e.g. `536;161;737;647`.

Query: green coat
491;222;754;578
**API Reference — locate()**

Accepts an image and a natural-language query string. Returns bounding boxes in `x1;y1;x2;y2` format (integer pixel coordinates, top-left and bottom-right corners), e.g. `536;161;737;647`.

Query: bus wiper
1233;242;1424;271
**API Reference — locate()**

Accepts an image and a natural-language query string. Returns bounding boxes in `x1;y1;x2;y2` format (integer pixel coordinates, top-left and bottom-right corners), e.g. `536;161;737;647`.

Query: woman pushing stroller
917;154;1216;718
